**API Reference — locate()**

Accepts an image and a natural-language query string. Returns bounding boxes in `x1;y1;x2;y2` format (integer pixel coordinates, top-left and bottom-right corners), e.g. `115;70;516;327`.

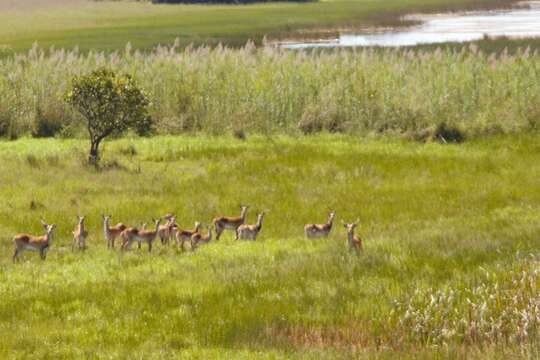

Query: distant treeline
152;0;313;3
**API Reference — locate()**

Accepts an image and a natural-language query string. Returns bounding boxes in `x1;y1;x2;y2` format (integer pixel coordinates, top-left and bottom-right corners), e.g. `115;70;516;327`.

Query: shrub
65;68;152;164
32;101;70;138
298;104;348;135
434;122;465;143
298;106;324;135
0;103;18;140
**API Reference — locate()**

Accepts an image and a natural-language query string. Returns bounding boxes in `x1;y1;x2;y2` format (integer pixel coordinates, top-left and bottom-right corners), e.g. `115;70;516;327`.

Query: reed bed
1;43;539;140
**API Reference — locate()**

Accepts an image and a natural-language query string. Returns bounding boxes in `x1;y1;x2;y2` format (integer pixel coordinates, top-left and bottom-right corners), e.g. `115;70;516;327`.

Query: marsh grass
0;0;521;53
1;43;540;141
0;135;538;358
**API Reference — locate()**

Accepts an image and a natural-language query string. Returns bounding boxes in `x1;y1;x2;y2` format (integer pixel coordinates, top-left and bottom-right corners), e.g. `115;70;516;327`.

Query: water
281;1;540;49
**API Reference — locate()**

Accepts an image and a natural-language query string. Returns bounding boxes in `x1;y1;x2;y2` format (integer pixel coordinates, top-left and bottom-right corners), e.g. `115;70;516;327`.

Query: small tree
66;68;152;164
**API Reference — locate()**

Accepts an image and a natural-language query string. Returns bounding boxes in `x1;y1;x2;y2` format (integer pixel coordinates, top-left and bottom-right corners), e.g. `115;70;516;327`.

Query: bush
434;122;465;143
32;101;71;138
298;104;348;135
152;0;313;3
66;68;152;164
0;110;10;138
0;106;19;140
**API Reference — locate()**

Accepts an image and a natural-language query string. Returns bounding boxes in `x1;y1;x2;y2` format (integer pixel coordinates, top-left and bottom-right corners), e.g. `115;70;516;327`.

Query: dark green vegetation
0;135;538;358
152;0;313;3
0;0;521;53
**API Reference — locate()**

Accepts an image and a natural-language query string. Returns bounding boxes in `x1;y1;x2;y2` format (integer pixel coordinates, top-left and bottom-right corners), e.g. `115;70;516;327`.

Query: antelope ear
355;218;360;225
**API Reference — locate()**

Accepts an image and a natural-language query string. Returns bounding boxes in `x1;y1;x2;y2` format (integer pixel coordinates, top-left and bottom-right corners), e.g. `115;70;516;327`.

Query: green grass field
0;0;521;53
0;1;539;357
0;135;538;358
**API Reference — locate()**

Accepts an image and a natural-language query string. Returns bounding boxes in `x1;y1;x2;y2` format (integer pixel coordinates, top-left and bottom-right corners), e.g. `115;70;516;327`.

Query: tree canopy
66;68;152;164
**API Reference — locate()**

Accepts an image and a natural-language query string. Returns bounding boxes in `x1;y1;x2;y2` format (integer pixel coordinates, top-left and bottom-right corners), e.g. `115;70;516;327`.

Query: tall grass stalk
1;43;539;139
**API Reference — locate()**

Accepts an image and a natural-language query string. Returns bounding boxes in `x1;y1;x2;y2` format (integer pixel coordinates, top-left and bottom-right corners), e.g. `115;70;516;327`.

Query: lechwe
213;205;249;240
191;225;212;250
12;219;56;262
237;212;265;241
343;220;362;251
173;221;202;251
103;215;127;249
158;214;176;246
304;211;336;239
72;216;89;251
121;218;162;253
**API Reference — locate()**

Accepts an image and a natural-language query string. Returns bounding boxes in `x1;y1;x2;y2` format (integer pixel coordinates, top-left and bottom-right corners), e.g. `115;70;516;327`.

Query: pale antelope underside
214;206;249;240
13;221;56;262
304;212;335;239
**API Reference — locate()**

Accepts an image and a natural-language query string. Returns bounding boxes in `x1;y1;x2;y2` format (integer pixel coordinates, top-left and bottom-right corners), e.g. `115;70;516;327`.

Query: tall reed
1;43;539;139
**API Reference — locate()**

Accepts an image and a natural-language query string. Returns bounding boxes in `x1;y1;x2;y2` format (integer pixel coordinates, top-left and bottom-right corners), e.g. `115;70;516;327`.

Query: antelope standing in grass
12;219;56;262
213;205;249;240
191;225;212;250
158;214;176;246
103;215;127;249
173;221;202;251
343;220;362;252
304;211;336;239
237;212;265;241
72;216;88;251
121;218;161;253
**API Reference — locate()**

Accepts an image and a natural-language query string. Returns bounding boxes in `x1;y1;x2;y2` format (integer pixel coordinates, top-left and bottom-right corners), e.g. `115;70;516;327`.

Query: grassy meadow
0;0;539;357
0;0;522;53
0;135;538;358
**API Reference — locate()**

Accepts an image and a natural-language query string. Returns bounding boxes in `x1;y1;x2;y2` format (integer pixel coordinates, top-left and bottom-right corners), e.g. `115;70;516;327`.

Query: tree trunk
89;140;100;165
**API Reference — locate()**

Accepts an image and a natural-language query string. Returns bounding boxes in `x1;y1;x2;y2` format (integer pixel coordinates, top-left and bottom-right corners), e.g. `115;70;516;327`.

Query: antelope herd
11;207;363;262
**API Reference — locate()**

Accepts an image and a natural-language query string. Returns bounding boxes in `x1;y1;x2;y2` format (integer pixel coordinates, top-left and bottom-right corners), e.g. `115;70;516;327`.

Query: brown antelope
103;215;127;249
121;218;161;253
213;205;249;240
13;219;56;262
72;216;89;251
304;211;336;239
191;225;212;250
173;221;202;251
237;212;265;241
158;214;176;246
343;220;362;251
